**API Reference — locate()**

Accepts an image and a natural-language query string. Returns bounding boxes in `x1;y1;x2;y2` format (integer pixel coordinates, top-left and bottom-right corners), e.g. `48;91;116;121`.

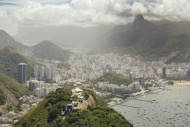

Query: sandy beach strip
173;81;190;85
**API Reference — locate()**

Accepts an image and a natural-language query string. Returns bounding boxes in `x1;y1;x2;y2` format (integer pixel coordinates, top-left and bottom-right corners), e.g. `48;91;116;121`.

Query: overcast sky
0;0;190;35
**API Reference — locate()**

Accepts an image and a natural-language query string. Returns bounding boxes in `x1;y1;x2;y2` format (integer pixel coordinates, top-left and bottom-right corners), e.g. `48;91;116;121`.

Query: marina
113;84;190;127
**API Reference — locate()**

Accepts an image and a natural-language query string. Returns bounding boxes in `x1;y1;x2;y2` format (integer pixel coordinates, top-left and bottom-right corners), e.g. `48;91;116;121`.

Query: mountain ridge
0;30;27;50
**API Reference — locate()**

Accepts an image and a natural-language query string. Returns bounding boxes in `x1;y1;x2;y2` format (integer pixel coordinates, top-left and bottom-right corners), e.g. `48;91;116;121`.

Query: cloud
0;0;190;35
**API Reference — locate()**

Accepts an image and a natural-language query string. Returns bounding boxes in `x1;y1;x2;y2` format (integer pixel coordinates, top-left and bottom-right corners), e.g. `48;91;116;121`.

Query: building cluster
65;53;158;81
0;95;42;126
96;81;141;94
28;79;59;97
33;64;57;80
161;63;190;79
17;52;190;96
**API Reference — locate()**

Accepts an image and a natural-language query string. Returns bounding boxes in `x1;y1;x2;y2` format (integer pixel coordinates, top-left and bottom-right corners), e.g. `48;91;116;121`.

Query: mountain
13;14;190;62
31;40;72;61
0;46;35;80
0;71;30;113
0;30;27;50
14;88;133;127
104;14;190;62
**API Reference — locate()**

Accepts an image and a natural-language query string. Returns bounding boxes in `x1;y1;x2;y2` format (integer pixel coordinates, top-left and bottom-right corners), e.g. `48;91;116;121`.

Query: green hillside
0;71;30;106
0;46;34;80
14;88;72;127
32;40;72;61
61;106;133;127
14;88;133;127
94;73;132;86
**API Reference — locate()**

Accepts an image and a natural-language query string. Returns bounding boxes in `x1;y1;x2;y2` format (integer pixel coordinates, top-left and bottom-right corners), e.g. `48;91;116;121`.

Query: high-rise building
46;66;52;79
102;68;107;76
108;66;112;74
51;65;56;77
18;63;27;84
29;80;39;91
40;66;45;78
162;67;166;78
187;70;190;78
34;65;38;77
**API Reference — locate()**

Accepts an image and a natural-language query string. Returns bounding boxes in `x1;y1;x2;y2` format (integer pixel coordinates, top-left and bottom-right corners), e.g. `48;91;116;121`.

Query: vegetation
14;88;133;127
62;106;133;127
93;73;132;86
32;40;72;61
0;88;6;105
14;88;72;127
0;46;35;80
0;72;30;101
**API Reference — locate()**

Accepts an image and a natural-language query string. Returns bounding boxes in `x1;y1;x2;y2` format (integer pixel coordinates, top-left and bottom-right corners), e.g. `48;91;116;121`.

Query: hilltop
0;46;35;80
14;88;133;127
0;71;30;113
31;40;72;61
0;30;27;50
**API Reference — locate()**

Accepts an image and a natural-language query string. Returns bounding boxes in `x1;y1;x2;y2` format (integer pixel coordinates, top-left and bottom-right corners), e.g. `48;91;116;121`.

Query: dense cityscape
2;48;190;126
1;0;190;127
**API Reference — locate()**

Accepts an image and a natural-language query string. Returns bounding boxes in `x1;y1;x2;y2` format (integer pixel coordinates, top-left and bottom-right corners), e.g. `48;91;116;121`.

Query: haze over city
1;0;190;127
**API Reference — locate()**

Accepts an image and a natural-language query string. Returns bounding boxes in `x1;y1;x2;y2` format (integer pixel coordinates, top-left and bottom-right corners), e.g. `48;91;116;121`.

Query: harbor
112;84;190;127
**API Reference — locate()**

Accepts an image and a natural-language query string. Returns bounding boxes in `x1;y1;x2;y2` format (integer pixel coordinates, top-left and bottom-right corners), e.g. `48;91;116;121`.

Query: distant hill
31;40;72;61
0;71;30;113
0;46;35;80
14;88;133;127
0;30;27;50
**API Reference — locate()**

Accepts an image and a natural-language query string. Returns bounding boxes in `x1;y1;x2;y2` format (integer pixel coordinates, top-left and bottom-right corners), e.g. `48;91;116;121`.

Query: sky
0;0;190;35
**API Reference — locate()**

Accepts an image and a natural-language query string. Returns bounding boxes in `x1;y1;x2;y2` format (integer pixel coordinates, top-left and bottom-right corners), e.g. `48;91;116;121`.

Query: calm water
113;85;190;127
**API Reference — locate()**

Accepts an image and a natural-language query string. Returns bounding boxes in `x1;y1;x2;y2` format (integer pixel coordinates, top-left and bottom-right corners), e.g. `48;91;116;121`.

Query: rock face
132;14;155;37
133;14;146;32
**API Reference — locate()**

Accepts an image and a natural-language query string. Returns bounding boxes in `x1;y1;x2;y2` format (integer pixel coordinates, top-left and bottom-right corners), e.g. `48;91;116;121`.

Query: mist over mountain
13;24;132;47
12;14;190;62
0;30;26;50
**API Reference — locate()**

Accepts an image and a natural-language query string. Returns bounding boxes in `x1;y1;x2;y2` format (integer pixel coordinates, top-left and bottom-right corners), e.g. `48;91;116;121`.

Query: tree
48;107;59;122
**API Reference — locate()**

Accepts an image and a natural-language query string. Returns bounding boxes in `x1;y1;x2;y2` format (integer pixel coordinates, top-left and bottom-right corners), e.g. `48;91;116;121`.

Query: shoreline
173;80;190;85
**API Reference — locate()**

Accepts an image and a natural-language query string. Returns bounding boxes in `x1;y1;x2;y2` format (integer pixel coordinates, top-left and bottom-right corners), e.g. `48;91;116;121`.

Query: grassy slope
0;72;30;98
0;71;30;106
